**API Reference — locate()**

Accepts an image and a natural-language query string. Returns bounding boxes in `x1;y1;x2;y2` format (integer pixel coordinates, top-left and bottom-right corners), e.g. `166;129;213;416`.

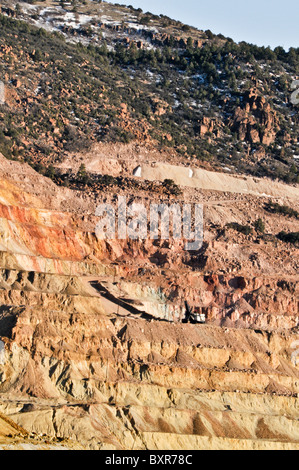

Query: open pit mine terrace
0;158;298;451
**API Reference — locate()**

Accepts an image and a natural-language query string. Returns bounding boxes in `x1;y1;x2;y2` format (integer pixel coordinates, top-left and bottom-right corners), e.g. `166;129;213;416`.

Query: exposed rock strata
0;159;298;449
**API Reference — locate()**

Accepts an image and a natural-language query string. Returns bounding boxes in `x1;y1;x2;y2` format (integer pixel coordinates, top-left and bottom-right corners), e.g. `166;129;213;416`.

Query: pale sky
107;0;298;50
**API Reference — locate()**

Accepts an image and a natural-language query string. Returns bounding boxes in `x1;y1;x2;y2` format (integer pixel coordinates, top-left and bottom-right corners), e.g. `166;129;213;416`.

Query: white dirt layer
139;162;299;200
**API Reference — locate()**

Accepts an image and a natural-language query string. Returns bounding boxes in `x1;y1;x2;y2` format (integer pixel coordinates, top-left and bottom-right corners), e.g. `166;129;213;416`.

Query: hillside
0;0;298;185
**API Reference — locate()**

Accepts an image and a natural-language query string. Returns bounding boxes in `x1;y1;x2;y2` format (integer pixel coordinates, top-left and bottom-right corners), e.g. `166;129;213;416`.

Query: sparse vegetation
226;223;253;236
277;231;299;245
254;218;266;233
264;202;299;219
0;5;298;184
162;179;182;196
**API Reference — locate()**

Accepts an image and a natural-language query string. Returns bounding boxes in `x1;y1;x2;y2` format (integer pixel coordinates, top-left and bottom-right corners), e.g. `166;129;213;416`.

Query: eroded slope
0;157;297;449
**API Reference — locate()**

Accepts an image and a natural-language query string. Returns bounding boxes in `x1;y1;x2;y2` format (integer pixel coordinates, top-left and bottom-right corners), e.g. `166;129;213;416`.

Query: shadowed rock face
0;158;298;450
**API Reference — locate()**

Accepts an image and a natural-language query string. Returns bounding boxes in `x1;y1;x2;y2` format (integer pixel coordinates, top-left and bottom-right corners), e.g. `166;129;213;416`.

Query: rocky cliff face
1;311;299;450
230;89;280;146
0;154;298;449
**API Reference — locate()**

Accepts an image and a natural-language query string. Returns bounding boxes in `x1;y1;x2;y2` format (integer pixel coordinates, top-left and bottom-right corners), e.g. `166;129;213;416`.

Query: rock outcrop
229;89;280;146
